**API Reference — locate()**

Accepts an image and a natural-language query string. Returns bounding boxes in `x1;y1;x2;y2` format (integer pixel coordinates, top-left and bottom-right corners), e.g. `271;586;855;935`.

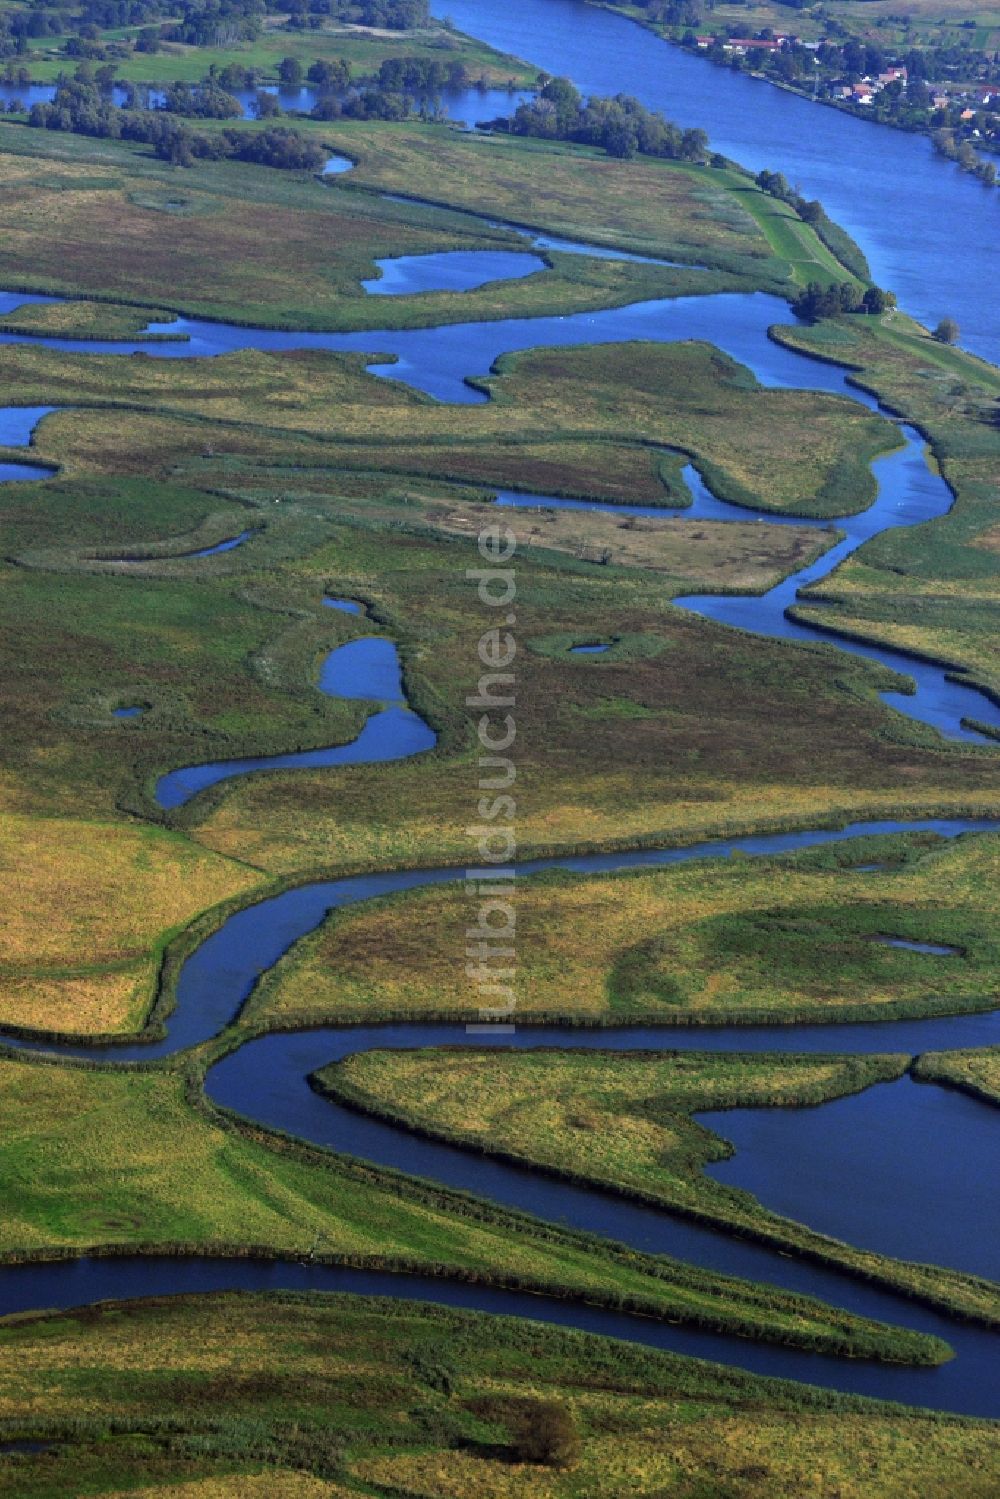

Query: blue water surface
363;249;546;296
434;0;1000;364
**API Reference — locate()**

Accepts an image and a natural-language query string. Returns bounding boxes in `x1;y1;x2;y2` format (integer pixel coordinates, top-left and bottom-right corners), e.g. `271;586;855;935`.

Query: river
1;28;998;1419
432;0;1000;366
3;392;998;1408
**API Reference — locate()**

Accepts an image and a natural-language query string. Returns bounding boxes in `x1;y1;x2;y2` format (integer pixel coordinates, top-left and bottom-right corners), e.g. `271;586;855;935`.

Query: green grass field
253;830;999;1029
18;16;537;88
6;323;995;1034
0;1294;995;1498
0;121;792;327
2;338;896;513
0;35;997;1494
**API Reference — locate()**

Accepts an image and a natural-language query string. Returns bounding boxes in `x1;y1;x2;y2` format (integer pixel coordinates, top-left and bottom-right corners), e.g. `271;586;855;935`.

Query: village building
725;38;783;53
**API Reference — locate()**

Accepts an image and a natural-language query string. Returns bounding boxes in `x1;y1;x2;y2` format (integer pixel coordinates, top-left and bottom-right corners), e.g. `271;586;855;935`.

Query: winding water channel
156;632;436;809
2;570;997;1411
7;283;994;740
2;814;999;1415
1;10;998;1420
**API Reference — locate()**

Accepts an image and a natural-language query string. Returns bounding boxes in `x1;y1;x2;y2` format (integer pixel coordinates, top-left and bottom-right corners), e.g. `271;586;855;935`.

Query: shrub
511;1399;581;1468
933;317;960;345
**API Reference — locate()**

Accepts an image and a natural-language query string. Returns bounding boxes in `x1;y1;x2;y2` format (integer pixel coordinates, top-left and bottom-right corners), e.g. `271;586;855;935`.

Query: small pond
362;249;546;296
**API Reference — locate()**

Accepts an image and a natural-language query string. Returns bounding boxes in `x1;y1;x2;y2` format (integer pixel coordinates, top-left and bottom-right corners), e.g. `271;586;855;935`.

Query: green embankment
914;1048;1000;1105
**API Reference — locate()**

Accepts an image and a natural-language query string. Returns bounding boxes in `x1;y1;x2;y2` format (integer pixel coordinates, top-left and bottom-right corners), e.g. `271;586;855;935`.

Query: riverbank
588;0;1000;184
0;1047;941;1365
0;120;808;328
768;314;1000;697
254;830;999;1031
428;0;1000;365
914;1048;1000;1106
2;290;997;1039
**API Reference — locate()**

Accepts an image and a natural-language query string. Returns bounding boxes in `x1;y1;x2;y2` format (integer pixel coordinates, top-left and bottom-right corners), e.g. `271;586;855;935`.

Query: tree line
490;76;710;161
0;0;428;61
281;0;426;28
792;280;896;321
27;79;326;168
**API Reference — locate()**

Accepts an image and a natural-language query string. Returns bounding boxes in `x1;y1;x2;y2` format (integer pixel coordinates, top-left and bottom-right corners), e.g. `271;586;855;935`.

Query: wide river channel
431;0;1000;367
1;6;998;1423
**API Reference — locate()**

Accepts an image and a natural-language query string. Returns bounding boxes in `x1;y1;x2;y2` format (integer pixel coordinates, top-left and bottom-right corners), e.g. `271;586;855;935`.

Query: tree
167;128;195;166
278;56;303;87
793;280;843;321
842;38;865;78
601;111;638;158
680;125;708;161
310;93;342;120
793;280;888;322
308;58;350;90
862;285;896;315
539;74;581;131
933;316;960;344
505;87;710;166
906;48;928;79
756;168;790;200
